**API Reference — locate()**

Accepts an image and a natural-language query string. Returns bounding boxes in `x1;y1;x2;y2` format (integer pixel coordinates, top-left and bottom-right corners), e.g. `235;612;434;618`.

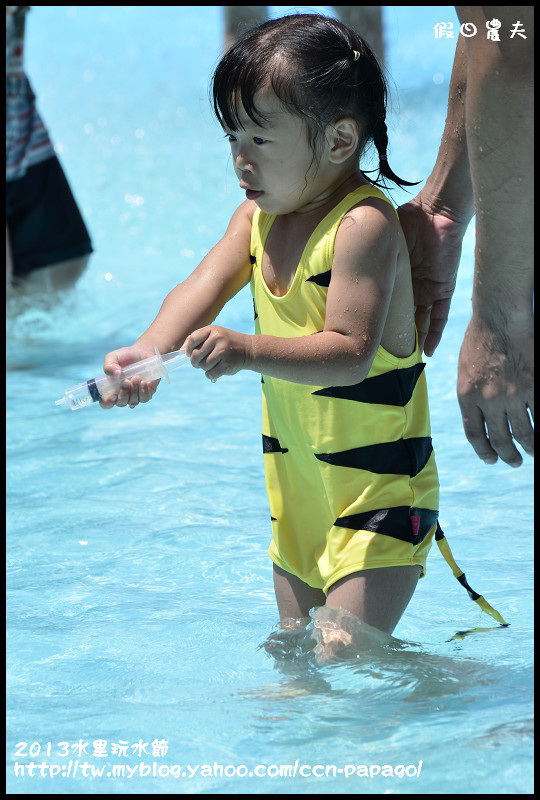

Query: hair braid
370;118;420;189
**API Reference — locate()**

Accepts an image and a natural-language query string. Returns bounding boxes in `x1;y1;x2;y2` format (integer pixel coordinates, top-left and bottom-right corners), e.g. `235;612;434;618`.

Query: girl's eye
223;134;266;145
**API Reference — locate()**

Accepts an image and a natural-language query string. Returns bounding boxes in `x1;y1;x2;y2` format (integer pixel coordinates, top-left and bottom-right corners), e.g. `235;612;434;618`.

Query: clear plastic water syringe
55;346;188;411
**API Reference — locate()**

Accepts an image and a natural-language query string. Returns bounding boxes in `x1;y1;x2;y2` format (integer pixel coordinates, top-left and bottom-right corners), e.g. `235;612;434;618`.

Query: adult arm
455;6;534;466
397;33;474;356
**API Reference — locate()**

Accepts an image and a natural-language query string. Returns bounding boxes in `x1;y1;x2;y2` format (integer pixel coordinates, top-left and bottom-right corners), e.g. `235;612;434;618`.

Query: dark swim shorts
6;155;93;277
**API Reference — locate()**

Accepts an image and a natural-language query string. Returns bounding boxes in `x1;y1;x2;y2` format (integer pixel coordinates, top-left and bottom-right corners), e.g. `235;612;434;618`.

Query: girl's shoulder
341;187;399;225
335;191;409;277
240;199;259;219
228;199;260;235
338;192;401;246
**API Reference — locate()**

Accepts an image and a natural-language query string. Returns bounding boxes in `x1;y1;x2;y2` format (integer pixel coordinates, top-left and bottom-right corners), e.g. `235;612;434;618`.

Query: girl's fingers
139;381;149;402
185;327;212;354
191;340;215;368
116;379;132;407
100;356;161;408
140;380;156;402
128;376;142;407
104;362;121;376
205;360;220;382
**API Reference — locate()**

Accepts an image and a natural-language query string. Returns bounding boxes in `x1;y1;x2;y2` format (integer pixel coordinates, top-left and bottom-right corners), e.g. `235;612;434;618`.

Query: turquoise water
6;6;533;794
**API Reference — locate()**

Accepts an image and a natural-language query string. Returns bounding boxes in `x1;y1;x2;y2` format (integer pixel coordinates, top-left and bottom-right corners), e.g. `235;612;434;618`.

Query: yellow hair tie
353;50;361;61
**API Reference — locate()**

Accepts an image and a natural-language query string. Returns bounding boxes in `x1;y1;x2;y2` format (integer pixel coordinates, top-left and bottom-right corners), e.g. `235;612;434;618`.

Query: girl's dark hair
211;13;419;190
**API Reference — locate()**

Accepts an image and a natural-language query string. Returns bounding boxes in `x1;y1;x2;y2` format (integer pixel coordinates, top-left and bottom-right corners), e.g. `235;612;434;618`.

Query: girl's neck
292;169;371;218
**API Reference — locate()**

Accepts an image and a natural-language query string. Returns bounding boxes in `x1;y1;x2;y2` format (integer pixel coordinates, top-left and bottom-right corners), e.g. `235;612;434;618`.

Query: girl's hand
100;344;161;409
183;326;250;382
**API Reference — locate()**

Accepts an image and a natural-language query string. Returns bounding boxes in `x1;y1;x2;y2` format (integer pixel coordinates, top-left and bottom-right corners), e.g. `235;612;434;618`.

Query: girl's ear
327;117;360;164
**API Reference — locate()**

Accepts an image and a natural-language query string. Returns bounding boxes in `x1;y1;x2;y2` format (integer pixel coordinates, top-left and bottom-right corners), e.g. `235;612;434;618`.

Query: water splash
259;606;412;669
310;605;400;665
258;605;500;708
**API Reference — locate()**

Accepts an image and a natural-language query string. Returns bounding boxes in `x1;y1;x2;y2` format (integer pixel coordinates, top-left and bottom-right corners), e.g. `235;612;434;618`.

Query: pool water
6;6;533;795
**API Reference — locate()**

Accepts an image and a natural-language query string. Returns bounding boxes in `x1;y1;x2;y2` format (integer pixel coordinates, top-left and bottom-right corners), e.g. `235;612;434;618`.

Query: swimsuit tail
435;523;508;626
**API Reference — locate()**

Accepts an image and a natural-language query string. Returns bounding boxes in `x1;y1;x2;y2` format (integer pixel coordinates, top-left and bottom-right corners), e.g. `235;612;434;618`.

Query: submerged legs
272;563;421;663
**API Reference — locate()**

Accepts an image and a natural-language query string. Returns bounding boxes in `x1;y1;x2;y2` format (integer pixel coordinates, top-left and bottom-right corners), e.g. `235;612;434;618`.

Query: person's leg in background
223;7;385;64
9;252;91;295
7;223;13;292
223;6;269;51
7;156;92;302
333;6;385;64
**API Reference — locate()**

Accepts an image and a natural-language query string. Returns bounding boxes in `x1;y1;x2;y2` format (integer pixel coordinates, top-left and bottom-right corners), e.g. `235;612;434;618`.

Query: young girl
100;13;505;651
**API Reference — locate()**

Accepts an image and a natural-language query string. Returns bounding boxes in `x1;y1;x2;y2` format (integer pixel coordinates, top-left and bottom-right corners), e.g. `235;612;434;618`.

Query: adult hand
398;195;468;356
457;318;534;466
100;344;161;409
183;325;249;382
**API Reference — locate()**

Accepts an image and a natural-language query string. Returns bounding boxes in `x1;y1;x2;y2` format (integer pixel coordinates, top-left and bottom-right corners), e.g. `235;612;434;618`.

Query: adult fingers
507;402;534;457
483;411;524;467
458;401;498;464
423;297;452;357
414;306;431;355
460;399;527;467
486;414;523;467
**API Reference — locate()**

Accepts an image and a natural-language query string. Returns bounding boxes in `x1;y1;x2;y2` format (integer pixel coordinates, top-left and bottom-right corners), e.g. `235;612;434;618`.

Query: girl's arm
185;199;401;386
136;200;255;353
100;200;255;408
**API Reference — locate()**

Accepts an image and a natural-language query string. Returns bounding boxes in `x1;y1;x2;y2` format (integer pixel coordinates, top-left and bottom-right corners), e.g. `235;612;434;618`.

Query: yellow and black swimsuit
249;186;507;625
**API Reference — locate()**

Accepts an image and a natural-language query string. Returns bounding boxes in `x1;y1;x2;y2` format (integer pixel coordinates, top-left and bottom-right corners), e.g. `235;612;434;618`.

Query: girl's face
224;89;337;215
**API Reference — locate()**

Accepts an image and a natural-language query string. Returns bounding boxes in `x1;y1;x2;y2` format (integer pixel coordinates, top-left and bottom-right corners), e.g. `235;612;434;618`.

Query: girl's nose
233;147;254;172
235;156;251;172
